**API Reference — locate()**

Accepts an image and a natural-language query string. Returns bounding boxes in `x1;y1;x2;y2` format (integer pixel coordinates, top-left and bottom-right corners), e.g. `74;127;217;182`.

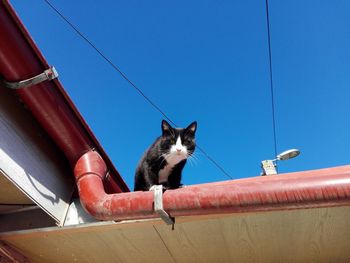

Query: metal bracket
0;66;58;89
261;160;277;176
152;185;175;226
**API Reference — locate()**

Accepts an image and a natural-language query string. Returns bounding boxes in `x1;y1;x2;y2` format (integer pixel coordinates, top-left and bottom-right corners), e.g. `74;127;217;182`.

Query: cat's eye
185;138;192;144
170;139;175;144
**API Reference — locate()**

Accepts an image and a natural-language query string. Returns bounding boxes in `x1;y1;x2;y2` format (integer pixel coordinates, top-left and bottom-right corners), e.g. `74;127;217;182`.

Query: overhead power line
43;0;233;180
43;0;174;126
265;0;278;158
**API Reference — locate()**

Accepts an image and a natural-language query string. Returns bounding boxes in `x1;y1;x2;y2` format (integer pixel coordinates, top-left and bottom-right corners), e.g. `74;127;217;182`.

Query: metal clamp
261;160;277;176
1;66;58;89
152;185;175;226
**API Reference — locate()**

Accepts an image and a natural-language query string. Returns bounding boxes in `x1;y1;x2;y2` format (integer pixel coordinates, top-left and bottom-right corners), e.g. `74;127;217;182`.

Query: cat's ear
161;120;173;135
185;121;197;135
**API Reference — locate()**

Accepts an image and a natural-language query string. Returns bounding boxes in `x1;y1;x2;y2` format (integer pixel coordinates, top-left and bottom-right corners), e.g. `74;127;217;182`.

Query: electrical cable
43;0;233;179
265;0;278;158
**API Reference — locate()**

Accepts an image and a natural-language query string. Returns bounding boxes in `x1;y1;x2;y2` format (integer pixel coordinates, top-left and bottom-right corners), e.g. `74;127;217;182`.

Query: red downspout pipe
75;150;350;221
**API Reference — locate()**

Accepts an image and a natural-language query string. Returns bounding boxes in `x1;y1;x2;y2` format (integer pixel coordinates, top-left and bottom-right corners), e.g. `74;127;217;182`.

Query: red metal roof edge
1;1;129;192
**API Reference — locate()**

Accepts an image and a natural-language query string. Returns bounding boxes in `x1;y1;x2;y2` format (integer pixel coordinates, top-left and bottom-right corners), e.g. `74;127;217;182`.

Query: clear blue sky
12;0;350;189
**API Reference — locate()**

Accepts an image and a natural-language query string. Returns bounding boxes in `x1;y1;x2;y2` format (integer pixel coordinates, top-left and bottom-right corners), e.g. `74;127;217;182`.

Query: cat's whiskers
159;152;171;167
160;152;168;159
187;152;199;166
191;151;204;158
187;156;195;167
189;151;199;160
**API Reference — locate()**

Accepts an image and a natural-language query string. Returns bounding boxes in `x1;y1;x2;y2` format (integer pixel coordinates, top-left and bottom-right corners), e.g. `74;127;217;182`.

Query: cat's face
160;120;197;161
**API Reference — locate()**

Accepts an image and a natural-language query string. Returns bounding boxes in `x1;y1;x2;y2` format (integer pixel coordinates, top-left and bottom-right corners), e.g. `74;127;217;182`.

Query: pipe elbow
74;151;109;219
74;150;107;181
73;150;155;221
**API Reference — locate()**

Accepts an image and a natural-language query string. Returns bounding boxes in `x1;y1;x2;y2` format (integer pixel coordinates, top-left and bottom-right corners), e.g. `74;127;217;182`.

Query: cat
134;120;197;191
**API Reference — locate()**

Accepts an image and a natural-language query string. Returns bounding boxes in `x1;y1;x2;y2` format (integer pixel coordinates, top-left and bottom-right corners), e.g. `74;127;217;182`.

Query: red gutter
2;1;350;222
75;150;350;221
0;1;128;193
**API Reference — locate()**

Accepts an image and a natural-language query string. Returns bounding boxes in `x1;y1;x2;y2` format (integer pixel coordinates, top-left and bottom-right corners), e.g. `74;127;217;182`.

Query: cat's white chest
158;136;187;184
158;154;185;183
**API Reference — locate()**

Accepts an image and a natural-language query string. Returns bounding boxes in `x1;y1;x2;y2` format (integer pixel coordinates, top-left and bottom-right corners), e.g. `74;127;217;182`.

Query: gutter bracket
1;66;58;89
153;185;175;226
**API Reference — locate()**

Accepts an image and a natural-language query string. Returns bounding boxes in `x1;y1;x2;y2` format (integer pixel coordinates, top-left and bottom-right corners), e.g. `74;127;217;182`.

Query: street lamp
261;149;300;176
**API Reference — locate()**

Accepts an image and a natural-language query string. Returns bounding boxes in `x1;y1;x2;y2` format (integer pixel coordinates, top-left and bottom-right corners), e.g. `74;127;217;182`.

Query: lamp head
276;149;300;161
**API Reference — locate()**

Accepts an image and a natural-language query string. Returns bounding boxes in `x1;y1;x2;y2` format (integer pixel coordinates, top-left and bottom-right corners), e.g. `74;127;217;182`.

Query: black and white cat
134;120;197;191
